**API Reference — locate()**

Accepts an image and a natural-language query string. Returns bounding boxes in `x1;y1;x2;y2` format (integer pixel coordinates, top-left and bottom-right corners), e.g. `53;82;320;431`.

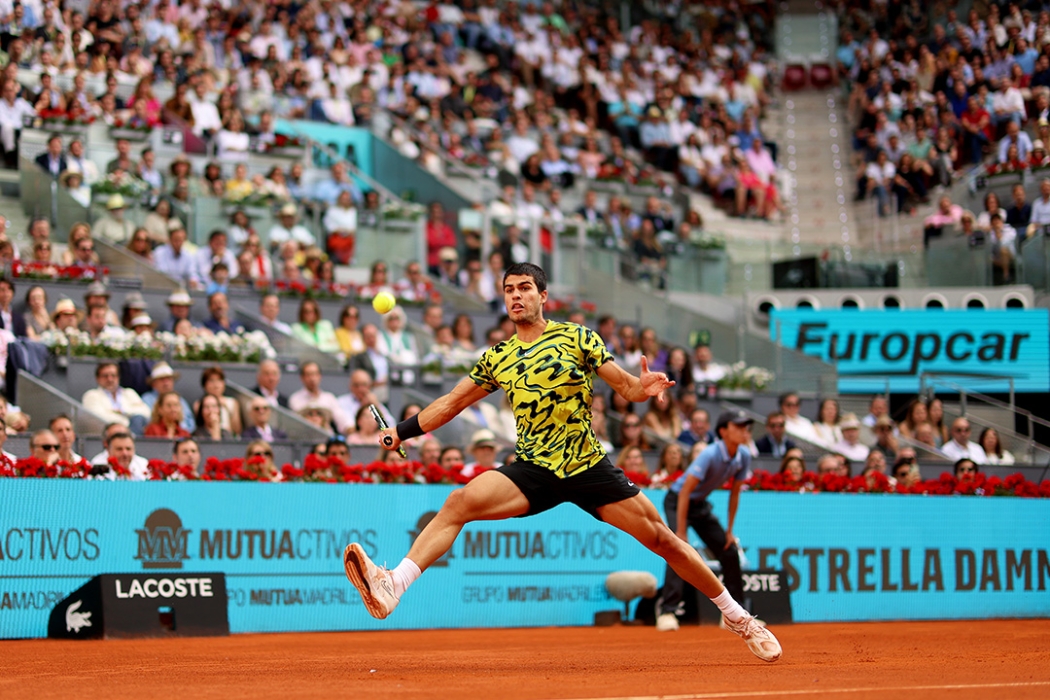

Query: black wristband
396;414;424;442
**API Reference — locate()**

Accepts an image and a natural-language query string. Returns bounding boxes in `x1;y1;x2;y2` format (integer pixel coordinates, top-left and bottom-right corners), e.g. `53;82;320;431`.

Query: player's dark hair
503;263;547;293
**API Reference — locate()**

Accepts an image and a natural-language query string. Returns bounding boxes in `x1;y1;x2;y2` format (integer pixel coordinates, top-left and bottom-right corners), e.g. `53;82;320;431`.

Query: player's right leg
344;470;529;619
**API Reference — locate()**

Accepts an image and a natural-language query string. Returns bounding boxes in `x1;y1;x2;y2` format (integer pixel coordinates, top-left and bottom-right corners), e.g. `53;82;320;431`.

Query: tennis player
344;263;781;662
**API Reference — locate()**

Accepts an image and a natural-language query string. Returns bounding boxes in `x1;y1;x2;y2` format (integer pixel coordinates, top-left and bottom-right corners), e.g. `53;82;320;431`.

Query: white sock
711;589;748;623
390;558;421;598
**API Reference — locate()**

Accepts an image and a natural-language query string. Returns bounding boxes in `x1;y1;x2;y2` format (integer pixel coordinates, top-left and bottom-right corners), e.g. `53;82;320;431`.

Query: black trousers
658;490;744;617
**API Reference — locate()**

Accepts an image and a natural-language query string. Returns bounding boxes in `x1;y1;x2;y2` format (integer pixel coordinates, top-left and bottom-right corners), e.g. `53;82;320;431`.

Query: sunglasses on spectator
79;245;94;252
249;450;273;458
35;444;59;451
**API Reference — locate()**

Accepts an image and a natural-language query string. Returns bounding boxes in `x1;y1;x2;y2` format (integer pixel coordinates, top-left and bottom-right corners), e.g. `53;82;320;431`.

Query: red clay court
2;620;1048;699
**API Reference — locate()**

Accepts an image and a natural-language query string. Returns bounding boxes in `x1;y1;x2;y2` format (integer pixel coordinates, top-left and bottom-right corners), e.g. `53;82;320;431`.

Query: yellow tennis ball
372;291;397;314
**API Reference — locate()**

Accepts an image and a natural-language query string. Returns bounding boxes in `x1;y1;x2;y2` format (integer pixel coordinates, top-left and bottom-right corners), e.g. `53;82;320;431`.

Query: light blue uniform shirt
669;439;752;502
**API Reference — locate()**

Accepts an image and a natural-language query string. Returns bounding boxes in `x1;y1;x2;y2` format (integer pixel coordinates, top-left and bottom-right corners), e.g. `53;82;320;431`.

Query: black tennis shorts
497;456;641;520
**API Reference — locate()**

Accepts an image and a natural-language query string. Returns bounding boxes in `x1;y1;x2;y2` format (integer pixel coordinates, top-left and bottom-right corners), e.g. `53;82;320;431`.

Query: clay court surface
2;620;1048;699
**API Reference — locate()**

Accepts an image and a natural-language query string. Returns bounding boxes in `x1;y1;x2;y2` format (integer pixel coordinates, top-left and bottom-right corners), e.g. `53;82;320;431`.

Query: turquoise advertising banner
770;309;1050;393
1;482;1048;638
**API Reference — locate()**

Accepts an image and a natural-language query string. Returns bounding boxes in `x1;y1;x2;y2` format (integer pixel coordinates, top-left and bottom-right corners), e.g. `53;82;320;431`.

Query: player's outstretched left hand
639;355;676;398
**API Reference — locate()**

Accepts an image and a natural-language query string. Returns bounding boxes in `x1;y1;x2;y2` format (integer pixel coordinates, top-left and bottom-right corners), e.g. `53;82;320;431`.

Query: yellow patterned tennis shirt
469;321;613;478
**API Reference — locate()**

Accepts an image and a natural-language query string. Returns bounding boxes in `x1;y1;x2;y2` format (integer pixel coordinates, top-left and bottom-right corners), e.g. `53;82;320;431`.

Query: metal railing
919;373;1050;464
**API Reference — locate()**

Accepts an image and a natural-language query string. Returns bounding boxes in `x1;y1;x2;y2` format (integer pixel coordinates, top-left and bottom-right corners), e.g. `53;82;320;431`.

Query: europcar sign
771;309;1050;393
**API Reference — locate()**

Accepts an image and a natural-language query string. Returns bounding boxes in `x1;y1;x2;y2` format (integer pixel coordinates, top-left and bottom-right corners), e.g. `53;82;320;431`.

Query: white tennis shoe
722;613;782;662
655;613;680;631
343;543;400;619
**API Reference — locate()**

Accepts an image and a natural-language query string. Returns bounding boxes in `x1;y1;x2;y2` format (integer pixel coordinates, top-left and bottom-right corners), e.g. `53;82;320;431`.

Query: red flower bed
11;260;109;282
743;469;1050;498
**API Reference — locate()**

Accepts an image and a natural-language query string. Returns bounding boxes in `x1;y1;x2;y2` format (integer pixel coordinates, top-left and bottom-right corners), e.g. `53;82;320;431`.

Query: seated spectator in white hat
269;203;315;250
92;194;136;244
82;362;152;435
831;414;870;463
462;429;501;478
160;289;196;332
141;363;195;433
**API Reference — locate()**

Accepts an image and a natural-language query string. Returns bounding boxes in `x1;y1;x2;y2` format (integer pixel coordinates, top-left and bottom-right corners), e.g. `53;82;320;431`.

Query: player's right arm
379;377;491;452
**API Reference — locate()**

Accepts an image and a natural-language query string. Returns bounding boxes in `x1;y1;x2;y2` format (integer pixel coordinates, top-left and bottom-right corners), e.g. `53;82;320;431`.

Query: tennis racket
370;404;407;458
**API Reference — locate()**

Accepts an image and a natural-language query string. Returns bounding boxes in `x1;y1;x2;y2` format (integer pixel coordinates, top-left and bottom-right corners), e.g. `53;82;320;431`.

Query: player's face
503;274;547;326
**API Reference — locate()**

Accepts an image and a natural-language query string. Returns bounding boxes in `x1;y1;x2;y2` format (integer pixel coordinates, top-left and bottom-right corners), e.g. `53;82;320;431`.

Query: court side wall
0;482;1048;638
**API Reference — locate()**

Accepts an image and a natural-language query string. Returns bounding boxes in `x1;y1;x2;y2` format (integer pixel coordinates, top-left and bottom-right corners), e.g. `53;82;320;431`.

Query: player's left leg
598;493;782;662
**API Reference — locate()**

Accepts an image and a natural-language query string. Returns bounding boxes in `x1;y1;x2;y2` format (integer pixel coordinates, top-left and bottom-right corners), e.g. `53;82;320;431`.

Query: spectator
141;363;195;434
159;289;195;333
49;415;81;465
21;285;53;340
941;417;988;463
202;292;244;335
35;133;67;179
395;262;434;304
194;366;243;437
831;414;869;463
253;359;289;409
90;428;150;481
323;190;358;265
92;195;136;244
923;195;964;247
29;429;61;467
288;361;353;434
642;392;681;442
989;213;1018;284
310;162;361;206
997;120;1033;163
174;438;201;476
270;203;315;250
51;299;79;332
126;229;154;264
425;202;458;276
893;453;921;488
258;293;292;335
1028;178;1050;233
242;442;279;482
336;369;393;431
462;428;501;478
812;398;842;448
898;399;928;441
291;298;339;353
0;79;36;168
616;413;651;451
144;391;191;439
242;396;287;442
193;394;232;441
194;230;238;289
925;398;948;447
650;442;685;488
778;452;805;482
59;170;90;207
872;416;899;464
691;344;727;385
334;304;365;358
376;307;420;382
346;404;383;446
1006;183;1032;230
154;228;197;289
81;362;151;435
865;150;895;218
779;391;817;444
861;396;890;428
978;428;1014;466
755;412;796;458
